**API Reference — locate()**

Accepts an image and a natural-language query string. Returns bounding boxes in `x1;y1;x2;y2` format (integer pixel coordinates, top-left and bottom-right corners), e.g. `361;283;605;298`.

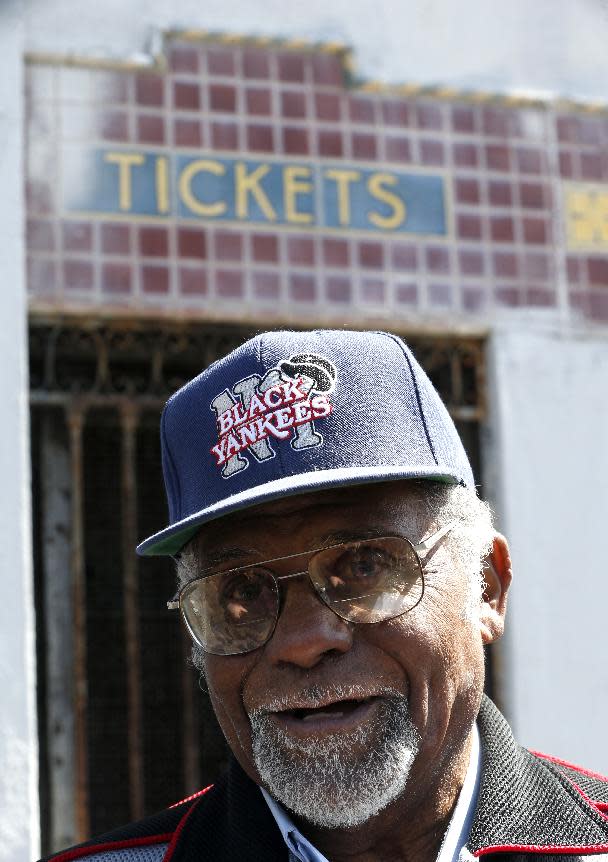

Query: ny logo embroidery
209;354;336;478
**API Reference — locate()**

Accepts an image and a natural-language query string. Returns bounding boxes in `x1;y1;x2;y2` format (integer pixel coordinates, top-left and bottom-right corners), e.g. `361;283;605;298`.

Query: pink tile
382;101;409;126
457;214;483;240
429;283;452;306
523;218;549;245
179;267;208;296
361;278;385;303
283;127;309;155
246;88;272;115
243;50;270;79
523;253;550;280
289;273;316;302
420;140;444;165
459;250;485;276
99;111;129;142
451;106;476;134
139;226;168;257
169;45;199;74
566;256;581;284
352;134;377;159
142;265;169;294
317;131;343;157
359;241;384;268
209;85;237;112
101;262;131;294
178;228;206;259
278;53;306;82
559;151;574;179
395;283;418;305
211;122;239;150
426;246;450;273
101;223;130;255
216;270;244;299
315;92;342;121
214;230;243;261
580;152;605;181
519;182;546;209
312;53;343;86
483;107;520;137
349;96;375;124
174;118;202;148
325;276;351;303
490;217;515;243
578;117;603;146
488;181;513;207
323;238;349;267
587;257;608;285
247;124;274;152
589;290;608;321
486;145;511;172
385;137;411;162
64;259;94;290
252;271;280;300
416;103;443;130
63;222;92;252
137;115;165;144
516;147;546;174
207;48;236;76
281;90;307;118
288;236;315;265
27;257;56;293
455;178;480;205
26;180;53;215
391;243;417;270
452;143;479;168
495;286;522;307
461;286;486;312
27;219;55;252
493;252;518;278
174;82;201;111
252;234;278;262
525;287;555;307
135;74;164;107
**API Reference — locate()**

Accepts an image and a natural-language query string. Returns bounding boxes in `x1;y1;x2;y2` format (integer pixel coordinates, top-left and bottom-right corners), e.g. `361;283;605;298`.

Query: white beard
249;688;420;829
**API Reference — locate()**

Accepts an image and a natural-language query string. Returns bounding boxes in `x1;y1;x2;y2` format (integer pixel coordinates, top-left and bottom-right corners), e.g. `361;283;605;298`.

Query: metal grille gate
30;317;487;856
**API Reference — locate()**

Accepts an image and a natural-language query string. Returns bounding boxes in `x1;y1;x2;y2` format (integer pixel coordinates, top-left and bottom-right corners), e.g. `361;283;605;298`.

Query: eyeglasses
167;521;455;656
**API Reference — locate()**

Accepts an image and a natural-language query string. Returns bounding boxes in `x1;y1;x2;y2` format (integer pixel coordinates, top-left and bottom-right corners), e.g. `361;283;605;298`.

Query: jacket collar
169;696;608;861
469;696;608;856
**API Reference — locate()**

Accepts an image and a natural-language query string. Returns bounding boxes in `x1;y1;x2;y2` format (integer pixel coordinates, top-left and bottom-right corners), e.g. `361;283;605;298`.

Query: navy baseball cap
137;329;474;556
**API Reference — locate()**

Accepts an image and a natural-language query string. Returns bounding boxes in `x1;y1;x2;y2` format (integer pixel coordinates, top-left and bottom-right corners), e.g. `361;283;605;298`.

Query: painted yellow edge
24;29;608;116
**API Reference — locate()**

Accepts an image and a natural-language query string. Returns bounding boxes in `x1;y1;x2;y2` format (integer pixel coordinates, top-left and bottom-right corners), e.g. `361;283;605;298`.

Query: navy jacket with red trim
41;697;608;861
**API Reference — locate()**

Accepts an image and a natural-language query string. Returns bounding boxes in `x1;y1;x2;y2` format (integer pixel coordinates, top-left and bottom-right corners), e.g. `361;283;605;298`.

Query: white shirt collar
261;723;481;862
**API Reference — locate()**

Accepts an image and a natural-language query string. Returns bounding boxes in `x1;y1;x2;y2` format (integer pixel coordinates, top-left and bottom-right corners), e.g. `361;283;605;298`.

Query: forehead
193;480;434;558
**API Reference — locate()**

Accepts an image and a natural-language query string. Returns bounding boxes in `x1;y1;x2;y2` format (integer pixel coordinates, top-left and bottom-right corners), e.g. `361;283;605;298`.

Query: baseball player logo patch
210;353;337;478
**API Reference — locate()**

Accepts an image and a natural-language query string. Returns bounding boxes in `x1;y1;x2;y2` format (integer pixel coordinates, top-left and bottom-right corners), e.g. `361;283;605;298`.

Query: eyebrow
318;527;386;545
199;546;258;570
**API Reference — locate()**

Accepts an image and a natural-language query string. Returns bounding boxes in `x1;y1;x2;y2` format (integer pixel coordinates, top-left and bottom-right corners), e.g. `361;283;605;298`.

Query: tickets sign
62;148;449;237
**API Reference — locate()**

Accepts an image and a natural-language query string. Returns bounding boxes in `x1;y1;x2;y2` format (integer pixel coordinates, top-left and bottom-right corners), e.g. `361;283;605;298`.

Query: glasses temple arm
413;520;457;555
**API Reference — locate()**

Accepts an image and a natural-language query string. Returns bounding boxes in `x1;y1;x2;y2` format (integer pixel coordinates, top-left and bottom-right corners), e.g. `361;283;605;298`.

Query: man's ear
479;533;512;645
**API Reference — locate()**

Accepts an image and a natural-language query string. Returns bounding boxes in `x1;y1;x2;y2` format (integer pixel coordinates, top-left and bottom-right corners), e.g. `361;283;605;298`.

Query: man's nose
263;575;354;668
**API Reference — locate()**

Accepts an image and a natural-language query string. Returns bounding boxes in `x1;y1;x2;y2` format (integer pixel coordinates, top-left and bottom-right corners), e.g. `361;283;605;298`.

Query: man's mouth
262;694;381;735
287;698;374;721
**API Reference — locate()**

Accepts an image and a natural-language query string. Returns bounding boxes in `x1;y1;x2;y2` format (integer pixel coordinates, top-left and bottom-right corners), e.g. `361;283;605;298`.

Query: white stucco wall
0;2;40;861
486;326;608;773
24;0;608;103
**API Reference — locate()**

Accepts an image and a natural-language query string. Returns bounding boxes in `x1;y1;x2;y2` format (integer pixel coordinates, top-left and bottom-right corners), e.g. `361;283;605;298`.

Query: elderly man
44;330;608;862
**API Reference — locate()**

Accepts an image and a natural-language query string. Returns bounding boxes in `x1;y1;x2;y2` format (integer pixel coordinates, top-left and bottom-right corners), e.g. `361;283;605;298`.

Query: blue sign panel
63;148;448;237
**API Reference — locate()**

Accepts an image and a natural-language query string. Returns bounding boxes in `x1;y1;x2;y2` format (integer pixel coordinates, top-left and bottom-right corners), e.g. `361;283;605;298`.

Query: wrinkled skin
193;481;511;862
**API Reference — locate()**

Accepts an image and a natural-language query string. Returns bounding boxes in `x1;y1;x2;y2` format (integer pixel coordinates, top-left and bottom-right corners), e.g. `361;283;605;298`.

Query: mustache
248;683;407;717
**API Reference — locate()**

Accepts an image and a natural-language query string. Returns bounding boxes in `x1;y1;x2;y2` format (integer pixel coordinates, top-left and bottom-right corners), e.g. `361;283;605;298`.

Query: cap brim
136;465;461;557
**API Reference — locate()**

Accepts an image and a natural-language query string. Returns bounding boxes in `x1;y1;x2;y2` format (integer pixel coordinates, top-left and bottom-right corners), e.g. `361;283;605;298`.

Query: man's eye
333;547;390;584
221;572;263;603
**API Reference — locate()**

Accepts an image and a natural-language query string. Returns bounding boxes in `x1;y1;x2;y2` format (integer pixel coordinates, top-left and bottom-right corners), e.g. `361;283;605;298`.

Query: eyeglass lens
180;537;424;656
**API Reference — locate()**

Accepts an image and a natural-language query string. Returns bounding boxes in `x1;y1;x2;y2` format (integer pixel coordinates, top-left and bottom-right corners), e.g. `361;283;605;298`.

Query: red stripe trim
163;794;206;862
475;843;608;857
531;750;608;783
566;778;608;823
169;784;213;809
47;833;172;862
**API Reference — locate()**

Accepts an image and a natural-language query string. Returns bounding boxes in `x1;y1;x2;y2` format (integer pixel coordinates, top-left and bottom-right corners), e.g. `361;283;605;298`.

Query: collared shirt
261;723;481;862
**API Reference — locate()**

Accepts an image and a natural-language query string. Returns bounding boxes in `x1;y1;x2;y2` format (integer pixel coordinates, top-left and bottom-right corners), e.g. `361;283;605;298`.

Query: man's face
194;482;500;827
